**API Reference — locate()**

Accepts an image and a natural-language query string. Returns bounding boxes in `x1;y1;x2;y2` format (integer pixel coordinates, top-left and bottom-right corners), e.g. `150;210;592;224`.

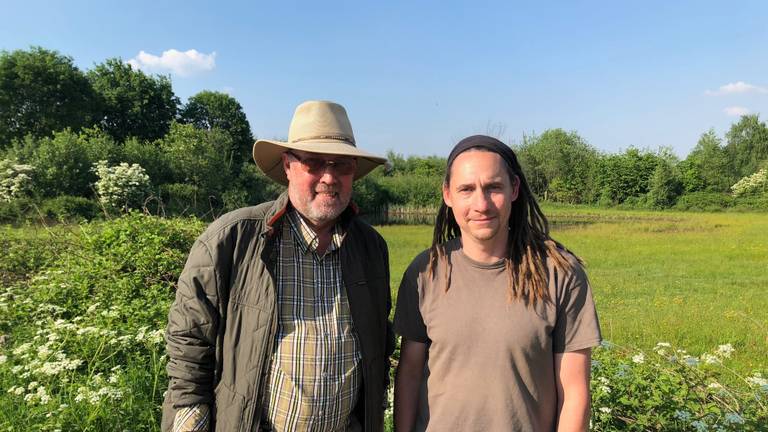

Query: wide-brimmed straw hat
253;100;387;185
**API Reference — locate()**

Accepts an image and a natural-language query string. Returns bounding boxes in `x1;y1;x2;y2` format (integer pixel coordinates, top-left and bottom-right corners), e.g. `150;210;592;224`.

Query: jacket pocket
214;382;247;432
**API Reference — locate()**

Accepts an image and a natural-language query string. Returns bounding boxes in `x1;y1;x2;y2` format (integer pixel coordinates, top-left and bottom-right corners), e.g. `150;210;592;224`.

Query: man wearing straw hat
162;101;394;432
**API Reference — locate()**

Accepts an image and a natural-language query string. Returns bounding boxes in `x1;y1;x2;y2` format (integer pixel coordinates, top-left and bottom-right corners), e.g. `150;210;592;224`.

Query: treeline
1;47;767;223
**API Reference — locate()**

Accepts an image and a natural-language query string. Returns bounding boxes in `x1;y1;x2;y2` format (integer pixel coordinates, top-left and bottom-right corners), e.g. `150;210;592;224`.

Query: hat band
291;135;355;145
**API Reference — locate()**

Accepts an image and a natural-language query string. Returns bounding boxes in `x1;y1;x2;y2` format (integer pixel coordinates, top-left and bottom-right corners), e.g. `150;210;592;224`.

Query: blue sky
3;0;768;158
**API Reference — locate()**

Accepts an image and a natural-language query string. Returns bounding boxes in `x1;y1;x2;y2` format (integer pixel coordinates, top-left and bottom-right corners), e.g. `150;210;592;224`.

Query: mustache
315;185;339;194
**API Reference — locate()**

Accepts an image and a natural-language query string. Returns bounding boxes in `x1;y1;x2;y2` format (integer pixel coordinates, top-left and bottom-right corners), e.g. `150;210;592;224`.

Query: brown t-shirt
394;238;602;432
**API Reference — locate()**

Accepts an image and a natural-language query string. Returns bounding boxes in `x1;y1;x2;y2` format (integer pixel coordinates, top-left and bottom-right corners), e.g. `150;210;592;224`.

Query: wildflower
631;353;645;364
746;374;768;387
12;342;32;355
598;407;611;414
0;354;6;364
707;382;723;389
701;353;719;365
716;344;734;358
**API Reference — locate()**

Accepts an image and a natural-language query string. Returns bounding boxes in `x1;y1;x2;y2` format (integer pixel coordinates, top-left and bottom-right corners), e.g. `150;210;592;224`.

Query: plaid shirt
172;210;362;432
261;209;362;431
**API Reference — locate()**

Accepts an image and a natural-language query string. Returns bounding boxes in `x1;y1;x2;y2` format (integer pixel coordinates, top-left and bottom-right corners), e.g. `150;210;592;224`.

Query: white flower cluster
0;159;34;202
73;371;124;405
92;160;151;211
730;168;767;196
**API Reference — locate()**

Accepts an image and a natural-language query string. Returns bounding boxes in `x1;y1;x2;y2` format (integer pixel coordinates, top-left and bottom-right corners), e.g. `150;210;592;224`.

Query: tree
595;148;660;204
0;47;99;148
179;91;253;169
88;59;178;142
158;122;233;211
725;114;768;178
516;129;600;203
647;160;683;208
679;129;733;193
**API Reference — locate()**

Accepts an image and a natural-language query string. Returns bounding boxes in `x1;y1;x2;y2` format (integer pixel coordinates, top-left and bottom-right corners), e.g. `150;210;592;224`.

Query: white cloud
706;81;768;96
127;49;216;77
723;106;751;117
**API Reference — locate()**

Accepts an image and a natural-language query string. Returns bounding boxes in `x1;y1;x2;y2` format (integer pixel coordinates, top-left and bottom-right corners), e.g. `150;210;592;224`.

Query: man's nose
472;190;492;211
318;168;339;183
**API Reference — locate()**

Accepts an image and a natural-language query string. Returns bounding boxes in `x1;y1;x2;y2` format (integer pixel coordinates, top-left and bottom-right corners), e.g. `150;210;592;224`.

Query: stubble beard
294;186;350;228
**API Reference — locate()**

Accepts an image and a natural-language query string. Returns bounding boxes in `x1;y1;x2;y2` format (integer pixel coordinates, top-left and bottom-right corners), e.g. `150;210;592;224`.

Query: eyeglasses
286;151;357;176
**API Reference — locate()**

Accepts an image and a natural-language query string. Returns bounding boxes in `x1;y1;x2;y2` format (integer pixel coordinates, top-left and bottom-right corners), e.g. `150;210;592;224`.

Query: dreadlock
428;135;581;304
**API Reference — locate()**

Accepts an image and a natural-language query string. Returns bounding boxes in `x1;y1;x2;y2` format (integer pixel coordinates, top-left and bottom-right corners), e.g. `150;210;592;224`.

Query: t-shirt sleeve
393;261;429;343
552;262;602;353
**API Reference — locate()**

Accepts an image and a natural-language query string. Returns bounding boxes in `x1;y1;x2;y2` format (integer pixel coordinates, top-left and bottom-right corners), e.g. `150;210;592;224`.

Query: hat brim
253;139;387;186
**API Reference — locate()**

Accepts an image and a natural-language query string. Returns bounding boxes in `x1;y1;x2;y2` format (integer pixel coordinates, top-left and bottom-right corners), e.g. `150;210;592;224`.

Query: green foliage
680;129;733;193
385;151;446;177
725;114;768;178
378;175;443;207
39;195;100;222
0;47;99;149
179;91;253;170
121;138;173;187
224;161;284;209
516;129;600;203
0;197;35;224
88;59;179;142
159;122;233;203
674;192;733;212
596;148;661;204
353;175;390;213
21;130;95;197
646;160;683;209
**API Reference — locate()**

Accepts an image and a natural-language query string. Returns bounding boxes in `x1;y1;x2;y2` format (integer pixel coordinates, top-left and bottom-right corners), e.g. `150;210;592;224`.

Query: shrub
39;195;100;222
92;160;151;213
24;130;95;197
674;192;734;212
379;175;443;207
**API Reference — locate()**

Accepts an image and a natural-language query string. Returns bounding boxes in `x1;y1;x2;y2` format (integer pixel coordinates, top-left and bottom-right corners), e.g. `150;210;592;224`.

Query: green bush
732;192;768;211
0;197;35;224
379;175;443;207
675;192;734;212
39;195;100;222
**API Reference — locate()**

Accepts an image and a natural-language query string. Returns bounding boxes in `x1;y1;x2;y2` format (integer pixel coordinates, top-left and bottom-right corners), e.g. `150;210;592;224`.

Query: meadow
0;208;766;430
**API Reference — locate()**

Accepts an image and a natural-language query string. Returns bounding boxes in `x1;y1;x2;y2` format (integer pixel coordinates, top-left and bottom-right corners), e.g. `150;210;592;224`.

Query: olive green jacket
162;192;394;432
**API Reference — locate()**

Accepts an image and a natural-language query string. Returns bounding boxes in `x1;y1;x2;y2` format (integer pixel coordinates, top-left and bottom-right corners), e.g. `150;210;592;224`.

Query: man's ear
282;152;291;180
511;175;520;202
442;183;452;208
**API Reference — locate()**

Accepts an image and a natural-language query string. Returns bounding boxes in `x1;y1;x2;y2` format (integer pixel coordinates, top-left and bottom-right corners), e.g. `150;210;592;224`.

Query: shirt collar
286;208;345;255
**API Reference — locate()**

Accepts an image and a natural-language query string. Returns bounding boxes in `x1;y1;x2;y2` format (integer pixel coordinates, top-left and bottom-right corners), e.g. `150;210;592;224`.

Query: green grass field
377;207;768;374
